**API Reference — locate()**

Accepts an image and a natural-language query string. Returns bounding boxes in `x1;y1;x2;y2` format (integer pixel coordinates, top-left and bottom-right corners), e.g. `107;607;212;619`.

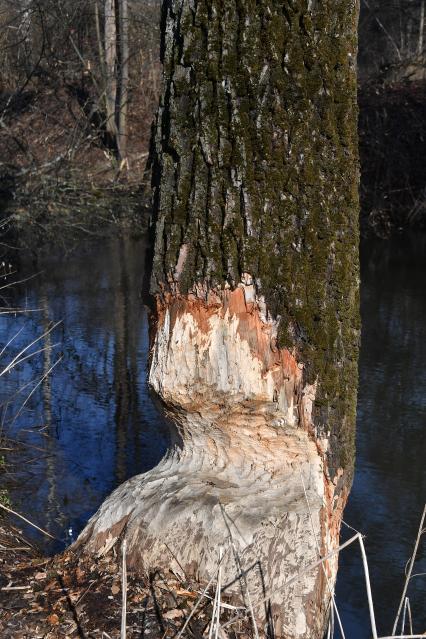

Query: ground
0;519;254;639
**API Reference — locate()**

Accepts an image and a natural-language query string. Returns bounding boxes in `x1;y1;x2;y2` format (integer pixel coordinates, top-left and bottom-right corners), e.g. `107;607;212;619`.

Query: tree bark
104;0;118;141
118;0;129;160
78;1;360;636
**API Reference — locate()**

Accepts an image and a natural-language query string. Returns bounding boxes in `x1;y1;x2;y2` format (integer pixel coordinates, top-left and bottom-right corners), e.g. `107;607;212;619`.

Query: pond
336;234;426;636
0;237;169;548
0;233;425;638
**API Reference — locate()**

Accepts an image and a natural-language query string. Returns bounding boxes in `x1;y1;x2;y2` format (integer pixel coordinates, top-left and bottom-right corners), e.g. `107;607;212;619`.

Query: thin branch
121;539;127;639
0;320;62;377
9;355;62;427
363;0;402;61
0;502;57;540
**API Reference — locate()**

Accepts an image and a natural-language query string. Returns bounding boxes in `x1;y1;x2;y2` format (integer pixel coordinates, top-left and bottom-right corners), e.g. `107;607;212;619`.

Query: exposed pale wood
78;286;349;637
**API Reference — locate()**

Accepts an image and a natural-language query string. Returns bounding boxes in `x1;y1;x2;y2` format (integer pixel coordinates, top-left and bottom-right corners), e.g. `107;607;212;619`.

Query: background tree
102;0;130;159
78;0;360;636
0;0;160;162
0;0;161;240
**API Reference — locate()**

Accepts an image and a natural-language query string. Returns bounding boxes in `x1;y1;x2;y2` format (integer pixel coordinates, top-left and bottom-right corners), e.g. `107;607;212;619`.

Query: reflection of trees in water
111;235;143;485
0;237;168;547
40;285;61;536
360;235;426;488
336;235;426;631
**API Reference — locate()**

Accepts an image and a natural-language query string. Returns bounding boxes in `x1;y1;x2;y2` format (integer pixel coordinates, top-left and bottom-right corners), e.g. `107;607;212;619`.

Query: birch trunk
78;1;360;636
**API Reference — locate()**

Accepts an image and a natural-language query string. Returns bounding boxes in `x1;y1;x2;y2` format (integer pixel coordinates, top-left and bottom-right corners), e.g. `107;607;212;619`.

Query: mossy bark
150;0;360;479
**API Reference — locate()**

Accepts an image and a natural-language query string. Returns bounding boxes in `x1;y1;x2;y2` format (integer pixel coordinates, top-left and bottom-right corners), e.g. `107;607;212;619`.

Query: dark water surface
1;234;425;637
336;235;426;636
0;237;169;547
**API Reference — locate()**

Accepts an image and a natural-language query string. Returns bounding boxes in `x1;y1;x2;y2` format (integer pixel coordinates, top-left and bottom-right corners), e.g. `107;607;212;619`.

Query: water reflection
336;234;426;637
0;236;169;551
0;233;424;637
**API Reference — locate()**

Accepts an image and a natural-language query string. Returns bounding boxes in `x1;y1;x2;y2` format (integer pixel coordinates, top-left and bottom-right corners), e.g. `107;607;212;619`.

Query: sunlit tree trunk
79;1;360;636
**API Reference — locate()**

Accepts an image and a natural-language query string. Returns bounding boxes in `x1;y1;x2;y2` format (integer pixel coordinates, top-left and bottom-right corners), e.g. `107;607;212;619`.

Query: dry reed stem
121;539;127;639
392;504;426;635
177;547;230;639
0;502;57;539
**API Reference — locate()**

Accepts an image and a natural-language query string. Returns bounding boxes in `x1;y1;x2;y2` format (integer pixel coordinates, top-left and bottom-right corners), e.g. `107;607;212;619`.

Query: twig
329;602;335;639
0;320;62;377
215;547;222;639
362;0;402;60
9;355;63;426
177;547;230;639
258;532;359;598
208;572;218;639
358;534;378;639
401;597;413;636
75;580;97;607
0;325;25;359
0;272;42;293
0;502;57;540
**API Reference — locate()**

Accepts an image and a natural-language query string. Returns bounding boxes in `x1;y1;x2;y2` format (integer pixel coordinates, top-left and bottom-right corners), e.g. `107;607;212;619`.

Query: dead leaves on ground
0;522;250;639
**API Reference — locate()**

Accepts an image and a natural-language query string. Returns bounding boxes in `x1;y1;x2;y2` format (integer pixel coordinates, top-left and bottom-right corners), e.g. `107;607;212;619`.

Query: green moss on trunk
149;0;360;478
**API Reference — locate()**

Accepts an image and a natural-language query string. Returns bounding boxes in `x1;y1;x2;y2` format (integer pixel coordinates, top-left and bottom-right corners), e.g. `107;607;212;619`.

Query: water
335;234;426;636
0;236;169;549
0;233;425;636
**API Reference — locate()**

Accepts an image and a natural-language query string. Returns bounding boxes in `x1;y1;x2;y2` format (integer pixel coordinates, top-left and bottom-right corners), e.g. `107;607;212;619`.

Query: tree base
77;285;347;638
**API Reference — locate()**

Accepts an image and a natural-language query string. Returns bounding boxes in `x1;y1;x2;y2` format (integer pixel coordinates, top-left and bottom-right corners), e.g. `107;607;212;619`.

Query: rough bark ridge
79;1;359;637
150;0;360;473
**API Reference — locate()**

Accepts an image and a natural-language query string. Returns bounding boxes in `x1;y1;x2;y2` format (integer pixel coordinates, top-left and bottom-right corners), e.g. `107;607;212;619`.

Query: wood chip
176;589;197;598
163;608;184;620
34;572;46;580
47;613;59;625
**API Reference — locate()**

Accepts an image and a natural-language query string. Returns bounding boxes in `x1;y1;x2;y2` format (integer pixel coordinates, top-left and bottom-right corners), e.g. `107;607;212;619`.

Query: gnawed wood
78;281;347;638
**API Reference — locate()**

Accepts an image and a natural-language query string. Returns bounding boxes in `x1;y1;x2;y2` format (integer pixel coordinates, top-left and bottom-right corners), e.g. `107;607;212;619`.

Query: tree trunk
118;0;129;160
78;1;360;636
418;0;425;57
104;0;118;142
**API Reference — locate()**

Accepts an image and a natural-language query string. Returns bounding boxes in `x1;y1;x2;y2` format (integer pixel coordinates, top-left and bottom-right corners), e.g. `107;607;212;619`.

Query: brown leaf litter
0;520;253;639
